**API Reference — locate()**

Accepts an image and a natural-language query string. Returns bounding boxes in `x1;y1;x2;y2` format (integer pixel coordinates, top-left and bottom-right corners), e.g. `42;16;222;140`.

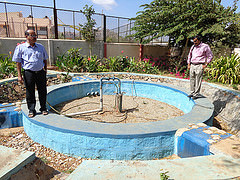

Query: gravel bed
0;127;83;179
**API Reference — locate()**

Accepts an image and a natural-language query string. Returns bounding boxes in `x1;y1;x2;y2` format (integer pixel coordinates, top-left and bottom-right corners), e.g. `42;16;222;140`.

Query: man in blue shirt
12;29;48;118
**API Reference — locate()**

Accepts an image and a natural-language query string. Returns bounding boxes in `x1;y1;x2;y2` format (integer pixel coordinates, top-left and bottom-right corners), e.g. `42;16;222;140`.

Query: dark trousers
23;69;47;113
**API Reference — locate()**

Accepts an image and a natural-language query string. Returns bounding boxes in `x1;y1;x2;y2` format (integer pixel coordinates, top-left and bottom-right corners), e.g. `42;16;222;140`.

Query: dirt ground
0;127;81;180
53;95;184;123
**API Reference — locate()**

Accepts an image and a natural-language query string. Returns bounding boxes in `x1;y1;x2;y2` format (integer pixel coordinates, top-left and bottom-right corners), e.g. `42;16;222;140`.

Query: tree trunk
180;38;189;62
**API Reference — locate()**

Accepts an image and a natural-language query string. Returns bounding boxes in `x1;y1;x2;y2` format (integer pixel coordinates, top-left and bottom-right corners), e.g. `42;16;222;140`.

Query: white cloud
91;0;117;10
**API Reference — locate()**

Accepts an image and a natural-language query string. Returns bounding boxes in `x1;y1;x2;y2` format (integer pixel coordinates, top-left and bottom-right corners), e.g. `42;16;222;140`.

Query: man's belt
191;62;205;65
24;69;44;73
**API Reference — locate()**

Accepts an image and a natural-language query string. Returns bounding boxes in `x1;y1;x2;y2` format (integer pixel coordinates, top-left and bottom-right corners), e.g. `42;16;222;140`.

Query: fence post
73;11;75;39
30;6;33;28
4;2;9;37
118;17;120;43
53;0;58;39
102;14;106;42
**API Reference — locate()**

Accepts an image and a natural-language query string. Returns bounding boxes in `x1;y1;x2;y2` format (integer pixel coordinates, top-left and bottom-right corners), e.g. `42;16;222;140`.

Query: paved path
67;155;240;180
0;145;35;180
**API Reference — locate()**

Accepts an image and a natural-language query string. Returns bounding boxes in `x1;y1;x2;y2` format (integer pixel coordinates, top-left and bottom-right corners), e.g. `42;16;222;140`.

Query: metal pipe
66;77;121;116
66;109;102;116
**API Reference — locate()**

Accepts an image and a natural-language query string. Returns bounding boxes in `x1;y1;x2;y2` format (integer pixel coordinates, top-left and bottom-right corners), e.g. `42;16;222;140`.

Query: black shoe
187;94;194;98
28;110;36;118
192;96;198;100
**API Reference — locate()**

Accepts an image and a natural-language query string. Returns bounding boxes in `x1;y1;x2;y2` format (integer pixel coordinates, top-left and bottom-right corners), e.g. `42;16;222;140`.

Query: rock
203;130;213;134
208;127;219;131
14;107;21;111
217;130;227;135
207;139;216;144
197;123;207;127
211;135;221;141
191;125;199;129
16;134;23;139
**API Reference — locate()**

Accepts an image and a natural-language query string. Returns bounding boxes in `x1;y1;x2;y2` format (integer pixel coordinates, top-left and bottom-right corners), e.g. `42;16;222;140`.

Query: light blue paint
176;126;232;158
0;104;22;129
22;80;214;160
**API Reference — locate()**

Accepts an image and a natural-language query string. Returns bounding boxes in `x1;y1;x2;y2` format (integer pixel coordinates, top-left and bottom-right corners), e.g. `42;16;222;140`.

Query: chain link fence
0;1;141;43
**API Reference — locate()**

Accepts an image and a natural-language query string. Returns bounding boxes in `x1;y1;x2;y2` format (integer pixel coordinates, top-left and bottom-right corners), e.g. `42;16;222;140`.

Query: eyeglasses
193;40;198;43
28;34;37;37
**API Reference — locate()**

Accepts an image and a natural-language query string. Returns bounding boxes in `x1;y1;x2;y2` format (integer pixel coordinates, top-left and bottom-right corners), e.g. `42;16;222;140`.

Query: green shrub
83;55;101;72
0;54;17;79
55;48;84;72
206;54;240;84
105;56;130;72
124;57;159;74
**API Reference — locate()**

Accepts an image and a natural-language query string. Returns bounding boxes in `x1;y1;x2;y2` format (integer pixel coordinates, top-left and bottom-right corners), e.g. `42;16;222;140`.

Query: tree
79;5;97;56
131;0;240;59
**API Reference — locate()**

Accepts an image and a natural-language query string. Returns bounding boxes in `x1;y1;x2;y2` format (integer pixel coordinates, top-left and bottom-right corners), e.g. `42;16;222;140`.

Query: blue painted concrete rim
21;79;214;138
59;71;240;98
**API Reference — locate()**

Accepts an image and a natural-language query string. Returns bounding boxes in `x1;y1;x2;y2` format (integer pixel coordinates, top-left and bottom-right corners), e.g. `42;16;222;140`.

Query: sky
2;0;240;18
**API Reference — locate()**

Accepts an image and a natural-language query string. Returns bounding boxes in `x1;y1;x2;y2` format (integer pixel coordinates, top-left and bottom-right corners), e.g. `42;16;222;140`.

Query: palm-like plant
206;54;240;84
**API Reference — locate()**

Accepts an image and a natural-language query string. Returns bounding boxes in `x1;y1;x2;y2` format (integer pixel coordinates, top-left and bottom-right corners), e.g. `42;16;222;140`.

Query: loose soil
53;95;184;123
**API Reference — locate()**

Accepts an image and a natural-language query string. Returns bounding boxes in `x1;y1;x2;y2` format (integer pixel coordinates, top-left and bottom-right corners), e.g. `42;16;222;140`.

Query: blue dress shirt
12;42;48;71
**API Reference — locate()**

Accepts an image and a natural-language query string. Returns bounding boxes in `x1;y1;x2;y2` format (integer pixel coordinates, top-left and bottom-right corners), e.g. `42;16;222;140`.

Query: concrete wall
106;43;139;58
234;48;240;56
106;43;169;59
0;38;104;65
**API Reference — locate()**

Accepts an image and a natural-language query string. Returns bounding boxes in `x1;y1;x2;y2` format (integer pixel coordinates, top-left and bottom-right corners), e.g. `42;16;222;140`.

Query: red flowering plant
142;56;170;72
124;57;159;74
83;55;101;72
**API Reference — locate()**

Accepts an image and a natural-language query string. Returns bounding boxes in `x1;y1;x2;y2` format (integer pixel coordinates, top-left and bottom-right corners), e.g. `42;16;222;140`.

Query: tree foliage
79;5;96;42
79;5;97;56
131;0;240;51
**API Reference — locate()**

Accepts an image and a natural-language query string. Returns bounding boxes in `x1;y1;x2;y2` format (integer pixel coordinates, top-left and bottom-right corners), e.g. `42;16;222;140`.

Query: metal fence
0;1;141;43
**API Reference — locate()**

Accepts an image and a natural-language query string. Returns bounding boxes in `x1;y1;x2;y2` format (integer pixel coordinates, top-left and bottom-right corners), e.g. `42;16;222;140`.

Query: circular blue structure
22;80;214;160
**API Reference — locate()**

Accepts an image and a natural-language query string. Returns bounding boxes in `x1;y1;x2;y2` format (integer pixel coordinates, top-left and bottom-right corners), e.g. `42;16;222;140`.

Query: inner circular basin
53;95;184;123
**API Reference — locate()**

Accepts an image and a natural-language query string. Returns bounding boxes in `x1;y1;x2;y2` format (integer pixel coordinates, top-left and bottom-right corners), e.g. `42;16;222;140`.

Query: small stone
197;123;207;127
191;125;199;129
208;127;219;131
232;145;238;149
14;107;21;111
151;79;158;82
211;135;221;141
15;102;22;107
203;130;213;134
0;109;7;112
175;128;189;137
207;139;216;144
16;134;23;139
188;123;194;127
217;130;227;135
229;135;237;140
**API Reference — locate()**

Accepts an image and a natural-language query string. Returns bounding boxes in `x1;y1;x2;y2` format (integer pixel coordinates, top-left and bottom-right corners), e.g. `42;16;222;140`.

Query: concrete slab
0;145;35;180
67;155;240;180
